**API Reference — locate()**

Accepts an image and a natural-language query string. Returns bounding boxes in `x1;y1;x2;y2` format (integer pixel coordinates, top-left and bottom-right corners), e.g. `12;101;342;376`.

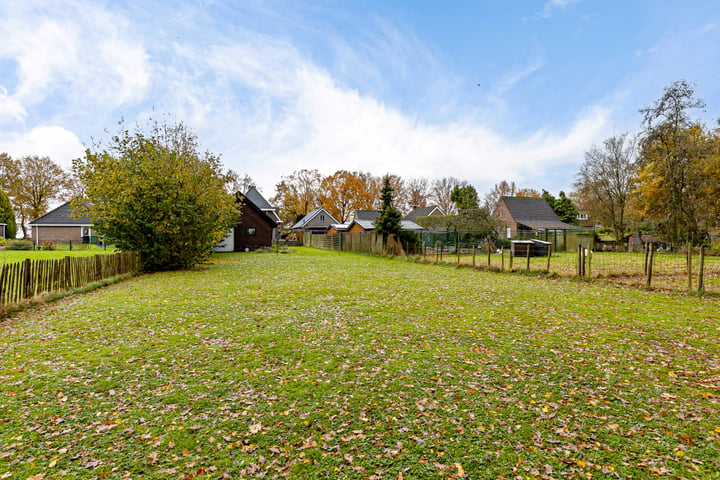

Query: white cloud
186;35;610;195
0;86;27;122
538;0;582;19
0;1;150;111
0;126;85;169
0;1;610;198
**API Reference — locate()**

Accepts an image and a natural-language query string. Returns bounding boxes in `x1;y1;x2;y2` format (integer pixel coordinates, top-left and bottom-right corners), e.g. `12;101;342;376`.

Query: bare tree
225;170;257;194
574;133;637;247
483;180;517;211
431;177;461;214
406;177;430;209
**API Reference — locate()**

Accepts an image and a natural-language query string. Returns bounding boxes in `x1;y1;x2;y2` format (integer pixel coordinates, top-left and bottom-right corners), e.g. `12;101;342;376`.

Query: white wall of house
214;228;235;252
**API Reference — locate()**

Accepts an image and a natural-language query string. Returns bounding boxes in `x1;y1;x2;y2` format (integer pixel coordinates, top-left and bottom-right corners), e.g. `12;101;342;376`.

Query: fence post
64;256;71;290
525;245;531;271
546;244;552;272
23;258;32;299
576;245;581;276
472;245;476;268
646;243;654;288
698;245;705;294
687;242;693;291
587;249;592;278
422;241;426;260
643;243;650;276
501;248;504;271
509;249;513;271
95;255;102;281
0;264;7;306
439;242;443;262
487;243;491;267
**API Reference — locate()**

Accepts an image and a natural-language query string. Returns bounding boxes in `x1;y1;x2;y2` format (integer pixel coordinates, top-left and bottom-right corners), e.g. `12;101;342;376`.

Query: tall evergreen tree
373;176;402;242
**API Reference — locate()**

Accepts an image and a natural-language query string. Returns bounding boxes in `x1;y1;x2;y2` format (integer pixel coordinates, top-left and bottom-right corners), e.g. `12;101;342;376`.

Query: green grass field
1;247;719;478
0;247;114;266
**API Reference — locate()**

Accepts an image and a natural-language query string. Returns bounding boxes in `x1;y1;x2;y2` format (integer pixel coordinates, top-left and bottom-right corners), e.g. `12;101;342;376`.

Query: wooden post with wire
698;245;705;294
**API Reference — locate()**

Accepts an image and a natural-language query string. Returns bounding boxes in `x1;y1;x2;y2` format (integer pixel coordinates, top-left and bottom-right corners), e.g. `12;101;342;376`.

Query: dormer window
320;214;325;222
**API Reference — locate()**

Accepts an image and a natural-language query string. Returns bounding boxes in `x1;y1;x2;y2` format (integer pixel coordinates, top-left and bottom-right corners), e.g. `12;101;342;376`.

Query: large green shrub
73;119;240;271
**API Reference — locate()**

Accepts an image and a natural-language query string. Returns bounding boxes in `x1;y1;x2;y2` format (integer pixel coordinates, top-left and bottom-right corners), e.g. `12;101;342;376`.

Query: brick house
493;197;575;239
29;202;96;246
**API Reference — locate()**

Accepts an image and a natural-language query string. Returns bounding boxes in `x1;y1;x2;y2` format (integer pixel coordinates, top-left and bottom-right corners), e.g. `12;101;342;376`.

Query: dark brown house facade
216;189;279;252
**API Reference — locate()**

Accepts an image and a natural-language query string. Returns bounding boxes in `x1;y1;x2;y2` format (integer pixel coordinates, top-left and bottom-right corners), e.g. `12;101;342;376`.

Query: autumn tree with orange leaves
319;171;374;223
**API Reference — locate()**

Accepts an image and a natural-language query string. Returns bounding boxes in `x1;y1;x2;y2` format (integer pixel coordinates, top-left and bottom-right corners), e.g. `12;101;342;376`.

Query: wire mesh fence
309;229;720;295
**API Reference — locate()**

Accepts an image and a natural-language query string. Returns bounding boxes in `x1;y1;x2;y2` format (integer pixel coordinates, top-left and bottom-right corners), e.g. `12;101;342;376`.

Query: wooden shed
511;239;552;257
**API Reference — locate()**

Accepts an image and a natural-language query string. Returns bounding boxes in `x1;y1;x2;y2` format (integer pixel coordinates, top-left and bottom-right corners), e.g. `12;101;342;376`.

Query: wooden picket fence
0;251;142;307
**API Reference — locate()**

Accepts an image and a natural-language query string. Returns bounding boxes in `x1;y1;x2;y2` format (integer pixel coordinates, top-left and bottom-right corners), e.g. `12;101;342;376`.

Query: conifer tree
373;176;402;245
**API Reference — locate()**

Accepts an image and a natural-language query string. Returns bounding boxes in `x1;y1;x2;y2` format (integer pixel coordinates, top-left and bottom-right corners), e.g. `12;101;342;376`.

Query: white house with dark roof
291;208;339;233
28;202;96;245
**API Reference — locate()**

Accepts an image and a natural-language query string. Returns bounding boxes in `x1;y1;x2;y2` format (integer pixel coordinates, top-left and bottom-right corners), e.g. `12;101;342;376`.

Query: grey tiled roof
244;186;275;211
29;202;92;225
502;197;575;230
403;206;443;222
355;210;381;221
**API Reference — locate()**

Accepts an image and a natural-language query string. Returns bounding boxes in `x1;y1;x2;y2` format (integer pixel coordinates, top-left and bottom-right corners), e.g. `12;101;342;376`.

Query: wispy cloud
538;0;582;19
0;1;151;119
495;58;545;94
0;0;609;197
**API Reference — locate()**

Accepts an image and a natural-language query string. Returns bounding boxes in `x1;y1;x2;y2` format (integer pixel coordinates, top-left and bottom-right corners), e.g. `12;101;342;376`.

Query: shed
531;239;552;256
511;239;551;257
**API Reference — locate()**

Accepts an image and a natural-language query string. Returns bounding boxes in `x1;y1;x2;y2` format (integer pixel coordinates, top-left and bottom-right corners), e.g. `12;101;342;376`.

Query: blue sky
1;0;719;199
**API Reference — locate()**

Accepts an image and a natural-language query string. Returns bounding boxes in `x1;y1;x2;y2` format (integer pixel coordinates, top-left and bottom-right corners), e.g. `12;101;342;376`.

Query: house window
577;213;588;220
499;210;504;218
320;214;325;222
247;228;256;235
506;227;512;239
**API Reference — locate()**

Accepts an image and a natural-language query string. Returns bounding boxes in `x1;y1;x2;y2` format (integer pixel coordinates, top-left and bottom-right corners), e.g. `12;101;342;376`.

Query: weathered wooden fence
0;252;141;307
304;231;403;255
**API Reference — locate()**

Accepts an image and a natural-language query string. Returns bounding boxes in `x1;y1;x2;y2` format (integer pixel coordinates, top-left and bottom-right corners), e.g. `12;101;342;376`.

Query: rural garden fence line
0;251;142;308
308;231;720;294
